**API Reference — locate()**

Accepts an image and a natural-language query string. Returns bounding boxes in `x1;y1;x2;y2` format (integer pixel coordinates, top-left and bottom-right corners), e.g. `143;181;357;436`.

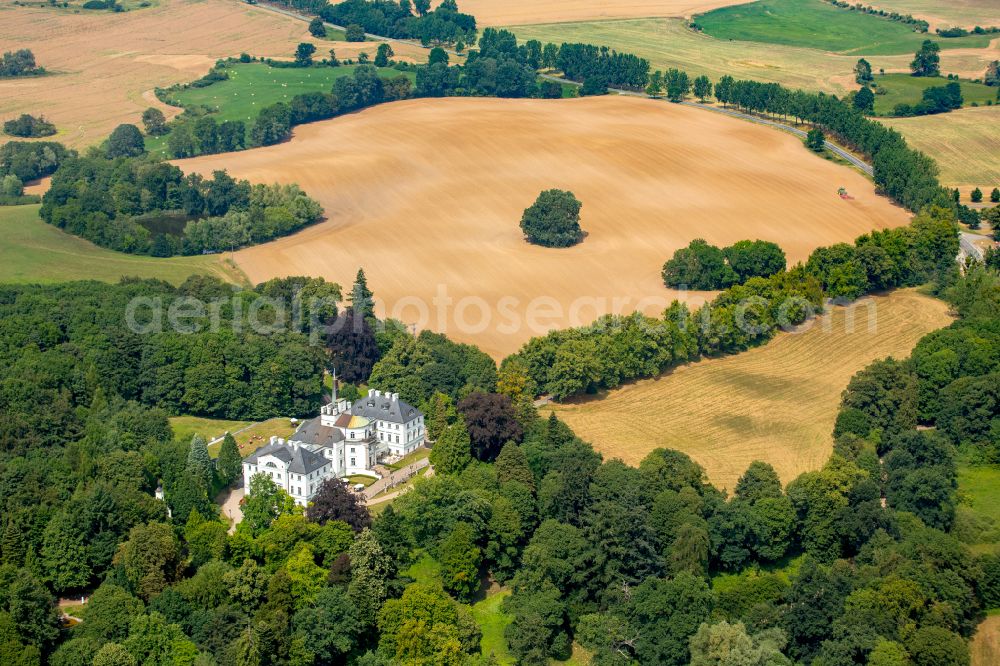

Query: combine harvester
838;187;854;200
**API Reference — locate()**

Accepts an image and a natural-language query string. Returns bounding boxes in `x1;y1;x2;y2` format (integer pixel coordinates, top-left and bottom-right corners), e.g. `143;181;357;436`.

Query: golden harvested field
451;0;750;27
869;0;1000;31
0;0;424;148
882;106;1000;190
547;289;952;491
973;615;1000;666
179;95;910;359
510;19;1000;94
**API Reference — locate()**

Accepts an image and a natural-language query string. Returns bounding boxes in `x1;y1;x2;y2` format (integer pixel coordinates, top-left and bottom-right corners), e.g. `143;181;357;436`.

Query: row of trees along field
505;205;959;401
1;264;998;665
39;147;323;256
153;31;649;160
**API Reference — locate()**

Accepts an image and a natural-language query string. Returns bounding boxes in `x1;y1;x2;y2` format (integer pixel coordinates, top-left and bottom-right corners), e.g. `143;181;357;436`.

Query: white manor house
242;387;426;506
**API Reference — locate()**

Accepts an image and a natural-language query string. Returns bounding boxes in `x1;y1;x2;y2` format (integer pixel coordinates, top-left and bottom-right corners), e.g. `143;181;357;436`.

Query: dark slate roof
290;417;345;449
244;441;328;475
352;394;422;424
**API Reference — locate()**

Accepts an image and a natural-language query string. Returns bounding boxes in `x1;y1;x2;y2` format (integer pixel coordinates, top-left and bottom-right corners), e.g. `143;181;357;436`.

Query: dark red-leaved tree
456;392;523;462
325;309;380;384
306;478;372;532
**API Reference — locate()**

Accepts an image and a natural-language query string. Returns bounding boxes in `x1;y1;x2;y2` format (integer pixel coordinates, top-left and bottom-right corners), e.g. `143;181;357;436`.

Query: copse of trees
0;141;73;182
662;239;787;289
0;48;44;77
320;0;476;46
893;80;963;116
556;42;649;90
520;189;584;248
40;155;323;256
2;114;56;138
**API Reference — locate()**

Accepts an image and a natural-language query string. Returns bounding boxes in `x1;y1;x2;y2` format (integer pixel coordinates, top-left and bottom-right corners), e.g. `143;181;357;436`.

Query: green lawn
404;551;443;586
957;461;1000;552
0;204;242;285
695;0;994;55
871;73;998;115
472;589;514;665
160;63;415;126
385;446;430;470
169;415;252;446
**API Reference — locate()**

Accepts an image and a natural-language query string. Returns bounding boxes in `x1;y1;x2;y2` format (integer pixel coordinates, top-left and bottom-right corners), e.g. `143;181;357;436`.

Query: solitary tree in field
693;75;712;102
854;58;873;84
520;189;584;247
971;187;983;203
106;123;145;158
345;24;365;42
853;86;875;114
428;46;449;66
991;187;999;203
806;128;825;152
141;107;167;136
910;40;940;77
295;42;317;66
374;43;394;67
309;17;326;38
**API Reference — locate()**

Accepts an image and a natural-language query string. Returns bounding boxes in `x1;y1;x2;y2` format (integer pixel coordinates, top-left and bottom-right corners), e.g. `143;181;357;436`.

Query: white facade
242;444;333;507
241;385;424;506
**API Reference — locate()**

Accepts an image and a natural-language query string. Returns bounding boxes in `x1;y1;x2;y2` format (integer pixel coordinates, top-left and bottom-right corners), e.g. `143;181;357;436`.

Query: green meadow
871;73;998;115
695;0;993;55
0;204;241;284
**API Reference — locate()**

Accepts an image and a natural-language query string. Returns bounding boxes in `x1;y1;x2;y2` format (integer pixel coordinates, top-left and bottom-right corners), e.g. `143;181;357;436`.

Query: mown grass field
871;73;998;115
695;0;993;55
510;18;995;95
0;204;242;284
169;415;252;445
882;105;1000;188
160;63;415;125
547;289;952;491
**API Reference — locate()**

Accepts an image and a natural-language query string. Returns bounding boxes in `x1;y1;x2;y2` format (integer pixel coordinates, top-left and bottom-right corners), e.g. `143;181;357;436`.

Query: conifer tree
348;268;374;318
216;432;242;486
186;434;213;488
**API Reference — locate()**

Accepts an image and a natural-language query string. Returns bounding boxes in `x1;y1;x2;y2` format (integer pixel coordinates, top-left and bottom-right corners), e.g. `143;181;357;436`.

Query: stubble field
867;0;1000;31
178;95;910;358
882;106;1000;191
451;0;750;27
0;0;425;148
547;289;952;491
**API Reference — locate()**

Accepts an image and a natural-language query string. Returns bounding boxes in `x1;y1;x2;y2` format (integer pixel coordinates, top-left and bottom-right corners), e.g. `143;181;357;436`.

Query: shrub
519;189;584;248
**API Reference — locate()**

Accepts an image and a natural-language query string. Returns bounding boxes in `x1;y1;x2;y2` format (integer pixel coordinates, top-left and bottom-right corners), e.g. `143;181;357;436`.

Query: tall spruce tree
216;433;242;486
186;434;214;488
348;268;374;318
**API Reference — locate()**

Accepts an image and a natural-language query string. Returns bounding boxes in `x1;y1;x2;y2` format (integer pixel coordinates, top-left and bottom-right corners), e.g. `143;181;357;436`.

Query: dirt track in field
177;95;910;359
0;0;425;148
548;289;952;491
449;0;752;26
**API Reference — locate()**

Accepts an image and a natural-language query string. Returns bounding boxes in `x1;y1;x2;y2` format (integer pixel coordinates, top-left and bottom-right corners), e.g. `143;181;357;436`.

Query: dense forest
39;155;323;256
0;261;997;665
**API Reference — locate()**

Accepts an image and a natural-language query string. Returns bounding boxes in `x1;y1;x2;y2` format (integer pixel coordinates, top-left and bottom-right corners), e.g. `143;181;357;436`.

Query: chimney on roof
368;388;375;397
391;392;399;402
374;390;382;397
